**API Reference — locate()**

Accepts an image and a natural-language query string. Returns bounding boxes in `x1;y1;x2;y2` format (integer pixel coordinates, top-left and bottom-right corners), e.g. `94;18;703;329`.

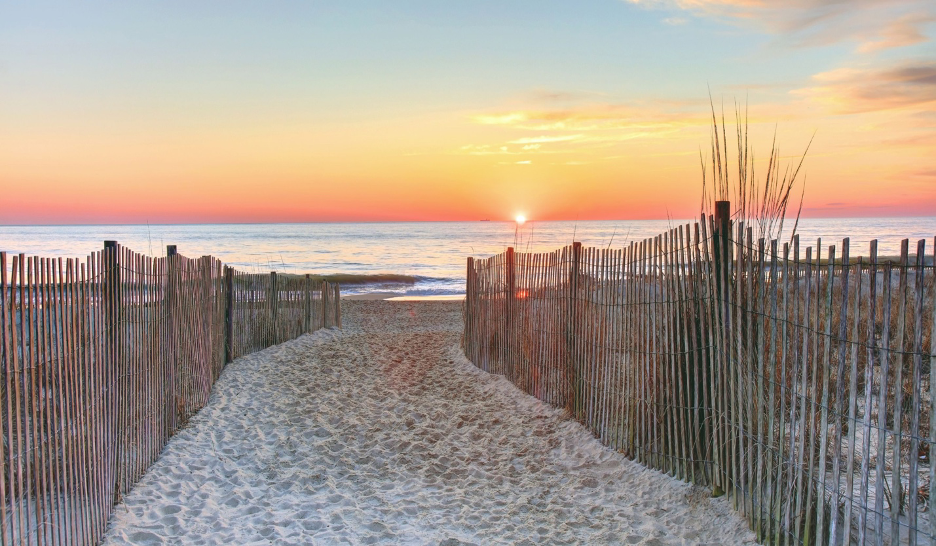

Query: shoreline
343;292;465;301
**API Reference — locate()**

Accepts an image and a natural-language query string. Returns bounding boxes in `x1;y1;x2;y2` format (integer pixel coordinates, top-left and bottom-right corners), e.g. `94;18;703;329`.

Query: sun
515;214;526;225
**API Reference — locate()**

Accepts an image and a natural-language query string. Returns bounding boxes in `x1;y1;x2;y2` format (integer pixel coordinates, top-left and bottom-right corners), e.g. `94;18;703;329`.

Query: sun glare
515;214;526;225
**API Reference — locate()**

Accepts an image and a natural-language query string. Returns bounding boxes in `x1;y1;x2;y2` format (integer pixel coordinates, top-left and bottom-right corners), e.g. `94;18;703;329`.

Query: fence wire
0;244;341;546
463;218;935;546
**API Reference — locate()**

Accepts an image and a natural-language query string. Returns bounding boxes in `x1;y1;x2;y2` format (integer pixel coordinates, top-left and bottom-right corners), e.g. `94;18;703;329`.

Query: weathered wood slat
907;239;925;546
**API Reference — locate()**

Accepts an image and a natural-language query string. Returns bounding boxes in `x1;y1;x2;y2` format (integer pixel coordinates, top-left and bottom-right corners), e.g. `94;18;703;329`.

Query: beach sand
102;300;756;545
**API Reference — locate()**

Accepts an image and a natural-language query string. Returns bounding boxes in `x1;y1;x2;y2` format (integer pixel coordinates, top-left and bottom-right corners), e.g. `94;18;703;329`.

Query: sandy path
102;301;756;545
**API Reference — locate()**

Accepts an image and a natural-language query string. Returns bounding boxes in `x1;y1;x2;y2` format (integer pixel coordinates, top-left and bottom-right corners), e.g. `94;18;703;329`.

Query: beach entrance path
102;301;756;546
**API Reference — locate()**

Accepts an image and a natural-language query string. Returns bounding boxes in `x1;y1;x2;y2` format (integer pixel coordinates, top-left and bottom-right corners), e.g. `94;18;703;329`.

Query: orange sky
1;1;934;223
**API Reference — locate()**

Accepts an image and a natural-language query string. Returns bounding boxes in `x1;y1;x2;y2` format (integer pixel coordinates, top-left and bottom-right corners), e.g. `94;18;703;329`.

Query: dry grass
700;97;812;243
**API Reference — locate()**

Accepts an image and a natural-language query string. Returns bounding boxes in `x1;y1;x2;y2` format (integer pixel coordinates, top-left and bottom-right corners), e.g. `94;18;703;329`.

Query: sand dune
102;300;756;545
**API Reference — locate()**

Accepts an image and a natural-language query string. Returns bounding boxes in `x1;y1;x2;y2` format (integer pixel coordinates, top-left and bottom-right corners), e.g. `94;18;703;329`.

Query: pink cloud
793;61;936;113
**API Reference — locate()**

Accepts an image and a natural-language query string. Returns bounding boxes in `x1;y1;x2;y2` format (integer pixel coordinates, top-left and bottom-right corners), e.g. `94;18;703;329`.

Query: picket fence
464;209;934;545
0;243;340;545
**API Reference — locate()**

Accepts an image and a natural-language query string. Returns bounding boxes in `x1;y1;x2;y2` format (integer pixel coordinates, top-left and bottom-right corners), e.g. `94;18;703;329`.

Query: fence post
712;201;731;497
466;257;474;356
567;241;582;415
165;244;179;434
322;281;329;328
714;202;731;281
224;266;234;363
270;271;277;344
506;247;515;381
304;274;312;333
103;240;123;503
713;200;732;312
320;281;325;329
334;283;341;328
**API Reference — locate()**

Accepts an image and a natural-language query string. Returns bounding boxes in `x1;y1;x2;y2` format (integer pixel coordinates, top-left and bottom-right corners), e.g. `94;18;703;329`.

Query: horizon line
3;214;936;228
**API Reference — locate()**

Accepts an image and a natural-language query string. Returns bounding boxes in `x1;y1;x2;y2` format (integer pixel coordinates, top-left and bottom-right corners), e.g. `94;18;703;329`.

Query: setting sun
515;215;526;225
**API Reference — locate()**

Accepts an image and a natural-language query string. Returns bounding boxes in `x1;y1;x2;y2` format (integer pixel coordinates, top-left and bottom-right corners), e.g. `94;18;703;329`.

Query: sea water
2;218;934;296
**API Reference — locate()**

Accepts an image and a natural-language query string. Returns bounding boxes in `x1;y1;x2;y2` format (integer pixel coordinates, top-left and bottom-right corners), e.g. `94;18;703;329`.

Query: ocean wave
299;273;452;285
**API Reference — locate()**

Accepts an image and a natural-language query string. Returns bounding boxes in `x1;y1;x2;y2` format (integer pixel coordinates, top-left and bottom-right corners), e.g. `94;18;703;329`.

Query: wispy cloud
473;113;529;125
463;99;710;160
625;0;935;50
459;144;511;155
522;89;609;103
857;14;935;52
472;104;703;132
508;134;583;144
663;17;688;25
457;143;563;156
792;61;936;113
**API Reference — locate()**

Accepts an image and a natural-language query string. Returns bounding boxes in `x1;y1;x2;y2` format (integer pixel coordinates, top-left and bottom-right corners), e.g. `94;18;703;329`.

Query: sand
102;300;756;545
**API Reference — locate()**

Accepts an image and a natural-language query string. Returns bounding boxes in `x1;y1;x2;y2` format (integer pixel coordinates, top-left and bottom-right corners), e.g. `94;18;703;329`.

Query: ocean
2;218;934;296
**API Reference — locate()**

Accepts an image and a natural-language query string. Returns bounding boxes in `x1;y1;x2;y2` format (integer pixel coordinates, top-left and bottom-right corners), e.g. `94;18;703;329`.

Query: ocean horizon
2;217;934;296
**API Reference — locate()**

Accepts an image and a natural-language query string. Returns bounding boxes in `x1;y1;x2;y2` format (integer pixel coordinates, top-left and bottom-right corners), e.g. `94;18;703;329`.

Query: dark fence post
103;240;123;503
712;201;731;497
322;281;329;329
505;247;515;381
714;202;731;287
566;241;582;416
334;283;341;328
270;271;277;344
165;244;179;434
224;266;234;363
714;200;732;314
465;257;474;356
304;274;312;333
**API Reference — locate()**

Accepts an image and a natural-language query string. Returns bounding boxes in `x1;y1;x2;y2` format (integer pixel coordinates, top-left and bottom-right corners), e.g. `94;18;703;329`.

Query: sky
1;0;934;223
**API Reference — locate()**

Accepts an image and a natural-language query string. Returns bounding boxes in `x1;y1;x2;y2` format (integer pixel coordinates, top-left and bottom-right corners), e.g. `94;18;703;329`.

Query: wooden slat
829;238;850;543
0;252;11;546
764;239;780;542
930;237;936;543
857;240;878;545
729;223;742;512
752;237;767;539
874;243;894;546
743;226;755;520
842;242;862;545
906;239;925;546
890;240;910;545
814;243;835;542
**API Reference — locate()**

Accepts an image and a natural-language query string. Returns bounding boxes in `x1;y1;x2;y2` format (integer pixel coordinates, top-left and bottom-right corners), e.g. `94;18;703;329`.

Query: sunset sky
1;1;934;223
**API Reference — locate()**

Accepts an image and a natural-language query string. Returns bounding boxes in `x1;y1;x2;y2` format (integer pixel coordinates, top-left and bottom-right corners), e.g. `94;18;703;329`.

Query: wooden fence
0;243;340;546
464;210;934;545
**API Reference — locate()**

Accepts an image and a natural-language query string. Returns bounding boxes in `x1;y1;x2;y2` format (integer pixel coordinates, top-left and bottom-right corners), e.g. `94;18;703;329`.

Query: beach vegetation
700;97;813;243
